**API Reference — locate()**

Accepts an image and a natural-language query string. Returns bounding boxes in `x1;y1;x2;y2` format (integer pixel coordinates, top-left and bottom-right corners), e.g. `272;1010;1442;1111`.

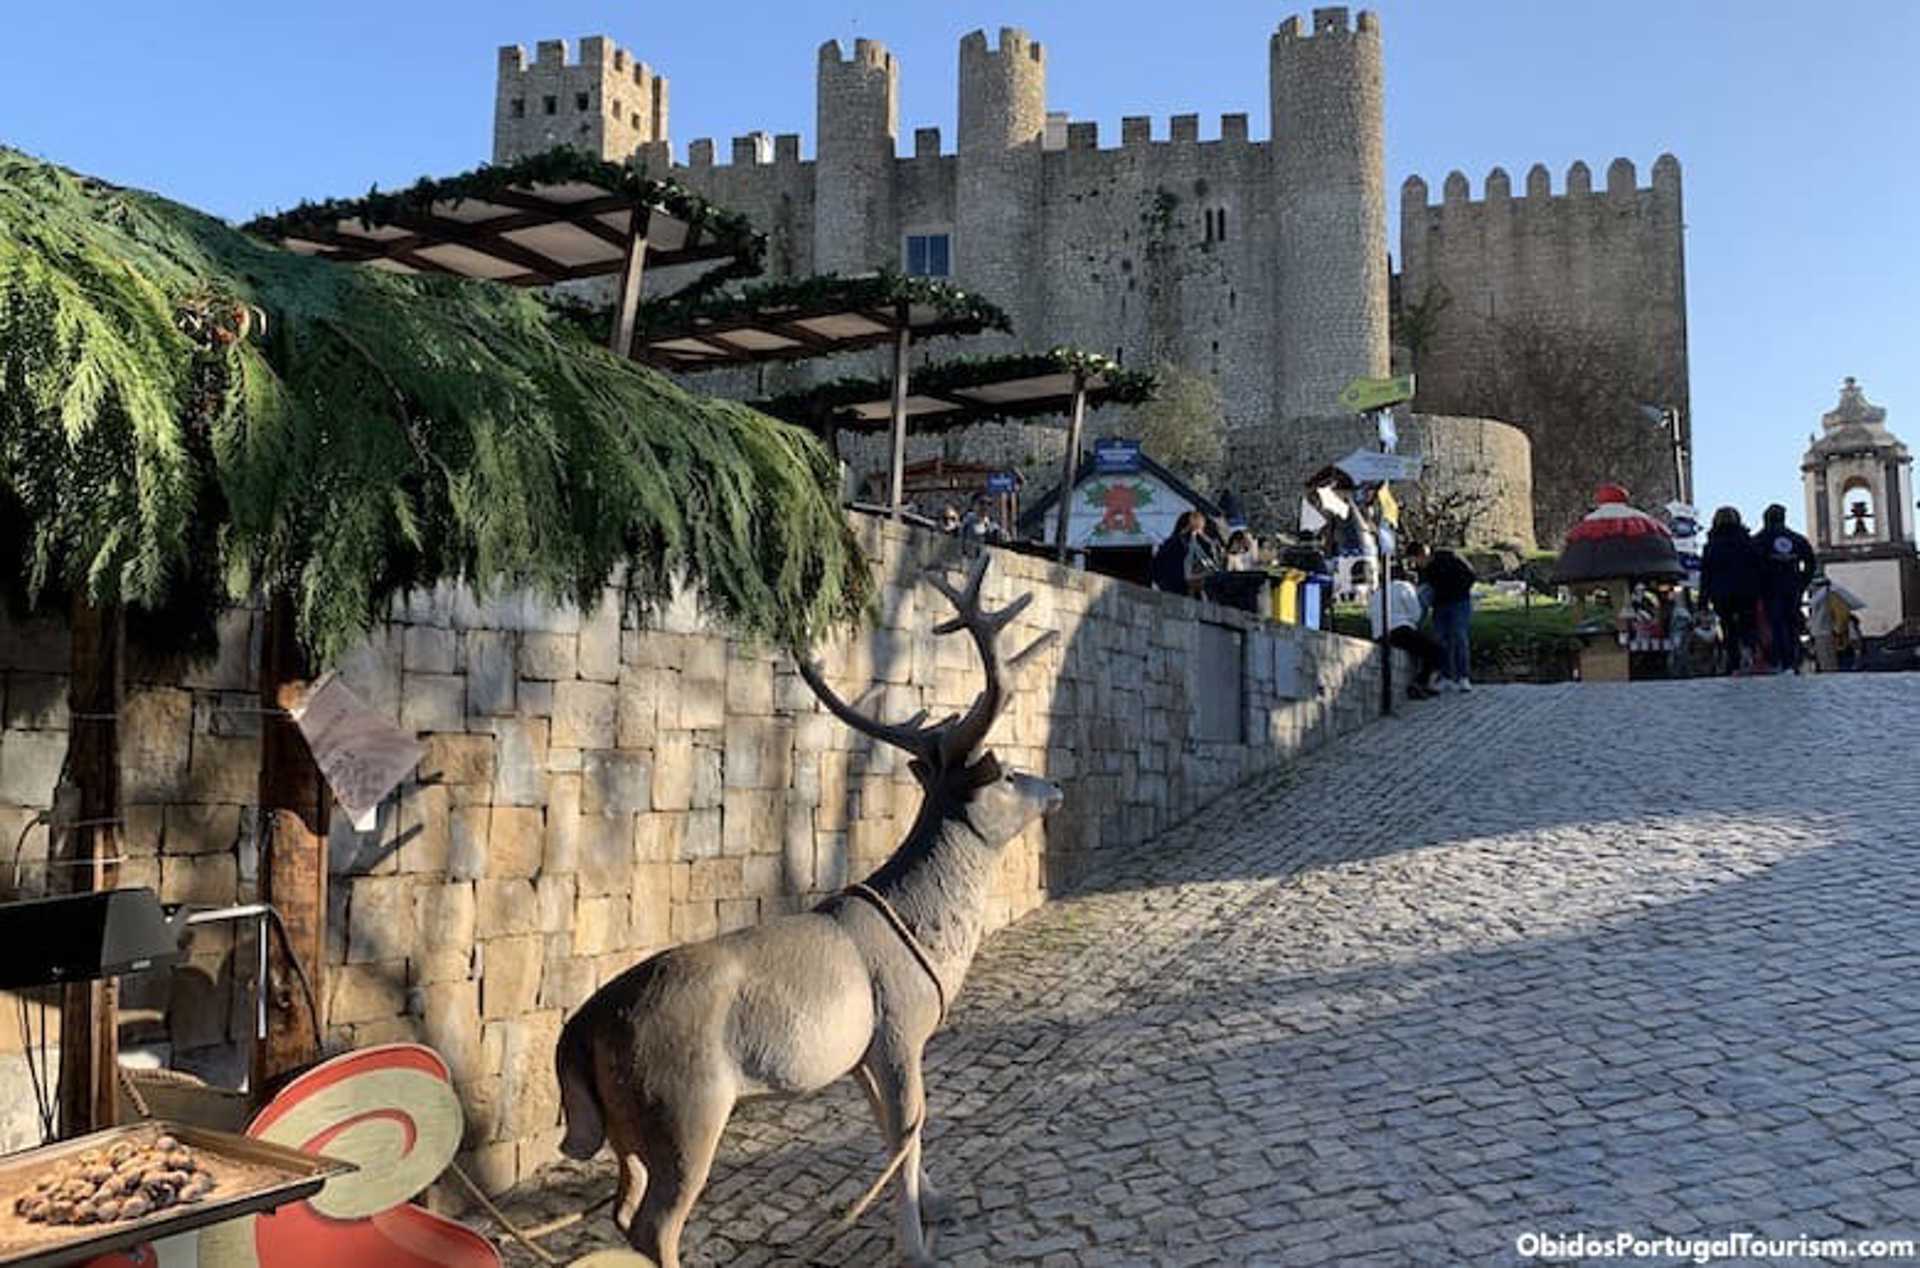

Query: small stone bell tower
1801;377;1919;636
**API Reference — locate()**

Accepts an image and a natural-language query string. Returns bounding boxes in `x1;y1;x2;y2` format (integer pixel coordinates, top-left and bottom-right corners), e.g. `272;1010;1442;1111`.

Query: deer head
797;554;1062;848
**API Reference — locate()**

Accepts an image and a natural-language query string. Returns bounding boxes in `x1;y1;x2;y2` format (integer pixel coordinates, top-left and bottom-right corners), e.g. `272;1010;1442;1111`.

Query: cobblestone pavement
491;676;1920;1266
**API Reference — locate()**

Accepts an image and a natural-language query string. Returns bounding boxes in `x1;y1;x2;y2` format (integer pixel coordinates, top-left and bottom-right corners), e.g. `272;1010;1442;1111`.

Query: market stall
1551;485;1688;682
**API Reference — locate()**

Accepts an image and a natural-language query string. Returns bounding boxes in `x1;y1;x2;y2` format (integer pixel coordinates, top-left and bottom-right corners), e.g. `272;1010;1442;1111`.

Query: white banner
291;672;425;831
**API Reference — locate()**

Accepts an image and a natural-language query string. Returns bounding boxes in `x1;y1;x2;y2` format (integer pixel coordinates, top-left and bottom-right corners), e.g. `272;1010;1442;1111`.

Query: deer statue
554;554;1062;1267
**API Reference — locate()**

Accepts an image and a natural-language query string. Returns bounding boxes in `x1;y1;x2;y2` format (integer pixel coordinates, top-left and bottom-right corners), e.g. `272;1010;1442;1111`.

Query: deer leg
856;1063;954;1226
864;1049;935;1267
622;1087;732;1268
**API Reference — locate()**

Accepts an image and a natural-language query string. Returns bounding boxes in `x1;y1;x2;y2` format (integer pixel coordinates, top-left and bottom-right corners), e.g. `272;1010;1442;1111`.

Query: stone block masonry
0;518;1401;1183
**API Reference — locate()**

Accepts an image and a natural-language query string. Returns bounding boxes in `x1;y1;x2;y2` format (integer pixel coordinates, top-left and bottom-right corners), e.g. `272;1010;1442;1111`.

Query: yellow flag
1377;483;1401;526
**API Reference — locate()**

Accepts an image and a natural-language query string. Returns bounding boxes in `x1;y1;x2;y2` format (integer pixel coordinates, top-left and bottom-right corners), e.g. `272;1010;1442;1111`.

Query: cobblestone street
495;676;1920;1266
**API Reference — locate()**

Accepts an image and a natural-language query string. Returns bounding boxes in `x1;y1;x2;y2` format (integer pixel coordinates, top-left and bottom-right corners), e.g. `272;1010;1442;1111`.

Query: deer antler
795;554;1055;779
924;555;1052;765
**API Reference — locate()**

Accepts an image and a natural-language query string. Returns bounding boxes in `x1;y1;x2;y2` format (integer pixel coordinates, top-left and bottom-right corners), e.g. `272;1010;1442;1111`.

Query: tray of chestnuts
0;1121;353;1266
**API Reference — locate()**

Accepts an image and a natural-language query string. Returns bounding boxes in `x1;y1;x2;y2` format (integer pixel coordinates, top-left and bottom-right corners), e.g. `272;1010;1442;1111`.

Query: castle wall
1399;156;1689;447
492;11;1682;544
1228;412;1535;551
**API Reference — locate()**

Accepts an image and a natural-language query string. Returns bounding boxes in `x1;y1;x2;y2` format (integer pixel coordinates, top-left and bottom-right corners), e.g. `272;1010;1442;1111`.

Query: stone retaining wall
0;517;1396;1185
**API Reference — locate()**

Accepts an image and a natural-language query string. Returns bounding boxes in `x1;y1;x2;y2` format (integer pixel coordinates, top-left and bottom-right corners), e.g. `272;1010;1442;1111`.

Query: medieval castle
493;10;1690;547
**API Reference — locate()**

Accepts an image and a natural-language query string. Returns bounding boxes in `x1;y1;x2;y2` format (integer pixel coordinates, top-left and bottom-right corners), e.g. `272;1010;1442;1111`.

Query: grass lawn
1332;588;1583;681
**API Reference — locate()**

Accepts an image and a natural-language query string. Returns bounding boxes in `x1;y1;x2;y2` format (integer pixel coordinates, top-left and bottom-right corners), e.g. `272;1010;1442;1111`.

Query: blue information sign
986;471;1017;493
1094;438;1143;473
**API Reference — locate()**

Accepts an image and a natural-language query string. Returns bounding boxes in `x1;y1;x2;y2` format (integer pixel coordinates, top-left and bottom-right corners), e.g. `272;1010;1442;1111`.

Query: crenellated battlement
1402;154;1682;210
498;36;661;88
959;26;1045;65
1050;113;1260;152
682;133;807;169
1273;7;1380;44
818;37;894;71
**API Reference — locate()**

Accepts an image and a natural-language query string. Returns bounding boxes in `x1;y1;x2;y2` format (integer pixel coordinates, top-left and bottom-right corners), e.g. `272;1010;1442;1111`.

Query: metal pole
888;302;910;521
1372;408;1393;717
1056;373;1087;563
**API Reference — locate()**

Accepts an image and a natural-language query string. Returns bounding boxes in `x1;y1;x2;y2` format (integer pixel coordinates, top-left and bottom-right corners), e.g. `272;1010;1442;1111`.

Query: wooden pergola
245;150;764;356
627;273;1012;518
753;351;1158;557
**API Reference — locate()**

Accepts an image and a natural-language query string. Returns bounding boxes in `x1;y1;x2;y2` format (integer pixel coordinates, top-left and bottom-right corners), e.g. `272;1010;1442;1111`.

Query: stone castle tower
489;12;1687;548
1270;10;1388;419
494;37;667;166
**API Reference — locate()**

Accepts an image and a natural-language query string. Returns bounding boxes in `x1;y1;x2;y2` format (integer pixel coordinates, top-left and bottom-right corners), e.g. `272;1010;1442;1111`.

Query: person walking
1751;503;1817;674
1699;507;1762;674
1416;542;1477;691
1369;565;1442;699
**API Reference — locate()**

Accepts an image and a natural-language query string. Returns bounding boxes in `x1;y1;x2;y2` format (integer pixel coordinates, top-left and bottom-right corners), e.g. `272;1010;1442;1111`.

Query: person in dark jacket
1151;511;1202;595
1751;503;1817;673
1699;507;1761;674
1418;543;1478;691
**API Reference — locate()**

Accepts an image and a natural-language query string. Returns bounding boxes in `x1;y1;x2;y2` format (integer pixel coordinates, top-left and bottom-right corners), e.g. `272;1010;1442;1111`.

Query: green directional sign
1338;373;1416;414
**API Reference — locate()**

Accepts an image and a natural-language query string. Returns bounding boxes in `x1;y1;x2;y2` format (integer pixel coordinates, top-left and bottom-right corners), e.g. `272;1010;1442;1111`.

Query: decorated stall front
1017;441;1223;587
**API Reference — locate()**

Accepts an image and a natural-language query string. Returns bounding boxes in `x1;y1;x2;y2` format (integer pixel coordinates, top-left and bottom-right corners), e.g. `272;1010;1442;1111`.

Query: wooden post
1054;373;1088;563
58;597;123;1137
254;594;329;1094
888;302;911;521
608;214;651;358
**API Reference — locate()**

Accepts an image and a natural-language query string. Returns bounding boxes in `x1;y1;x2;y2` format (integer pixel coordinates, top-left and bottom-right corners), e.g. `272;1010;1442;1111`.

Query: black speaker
0;888;186;989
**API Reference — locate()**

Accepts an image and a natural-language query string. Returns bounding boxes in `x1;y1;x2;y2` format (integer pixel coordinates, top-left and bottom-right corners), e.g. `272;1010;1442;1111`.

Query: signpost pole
1055;372;1087;563
1373;410;1394;718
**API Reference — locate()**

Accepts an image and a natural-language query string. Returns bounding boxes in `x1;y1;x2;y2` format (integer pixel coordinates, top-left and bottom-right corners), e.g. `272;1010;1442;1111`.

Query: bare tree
1097;359;1225;492
1399;463;1500;549
1445;320;1676;541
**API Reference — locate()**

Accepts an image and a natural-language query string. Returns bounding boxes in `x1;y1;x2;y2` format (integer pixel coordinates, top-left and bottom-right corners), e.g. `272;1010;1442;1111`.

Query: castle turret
814;39;899;274
495;36;669;165
956;28;1046;337
1270;8;1388;417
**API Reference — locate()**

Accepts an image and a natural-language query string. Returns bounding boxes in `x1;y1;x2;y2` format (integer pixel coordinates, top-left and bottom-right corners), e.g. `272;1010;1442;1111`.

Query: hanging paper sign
291;672;426;831
1334;450;1423;484
1093;438;1143;473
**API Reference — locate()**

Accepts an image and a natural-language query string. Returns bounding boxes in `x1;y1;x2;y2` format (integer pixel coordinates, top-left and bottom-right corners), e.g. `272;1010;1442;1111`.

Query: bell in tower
1800;377;1919;640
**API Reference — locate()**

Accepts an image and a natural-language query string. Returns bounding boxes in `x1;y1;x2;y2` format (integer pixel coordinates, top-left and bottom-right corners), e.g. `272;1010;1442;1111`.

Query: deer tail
556;1010;606;1161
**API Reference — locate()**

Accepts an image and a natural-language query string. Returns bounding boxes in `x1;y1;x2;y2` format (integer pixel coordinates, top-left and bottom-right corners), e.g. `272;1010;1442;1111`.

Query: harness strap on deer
841;882;950;1024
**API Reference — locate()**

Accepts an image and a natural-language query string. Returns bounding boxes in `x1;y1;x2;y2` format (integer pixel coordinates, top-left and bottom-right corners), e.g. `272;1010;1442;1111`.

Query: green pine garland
0;149;869;666
755;348;1159;430
634;270;1012;342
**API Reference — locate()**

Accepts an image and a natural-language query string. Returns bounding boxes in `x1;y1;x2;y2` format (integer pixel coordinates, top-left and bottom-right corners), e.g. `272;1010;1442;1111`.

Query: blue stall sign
986;471;1018;493
1093;438;1143;473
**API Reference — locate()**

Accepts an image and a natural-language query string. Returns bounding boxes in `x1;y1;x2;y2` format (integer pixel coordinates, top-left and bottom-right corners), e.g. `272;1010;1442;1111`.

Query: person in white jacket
1369;569;1443;699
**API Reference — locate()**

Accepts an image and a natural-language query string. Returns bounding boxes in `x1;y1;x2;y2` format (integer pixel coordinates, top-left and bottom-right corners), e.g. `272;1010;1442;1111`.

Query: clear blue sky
4;1;1913;531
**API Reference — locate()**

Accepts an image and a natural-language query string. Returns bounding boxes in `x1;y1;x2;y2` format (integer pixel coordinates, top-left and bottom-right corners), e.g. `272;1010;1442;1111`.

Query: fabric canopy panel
245;150;761;289
1553;484;1685;584
270;186;724;284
